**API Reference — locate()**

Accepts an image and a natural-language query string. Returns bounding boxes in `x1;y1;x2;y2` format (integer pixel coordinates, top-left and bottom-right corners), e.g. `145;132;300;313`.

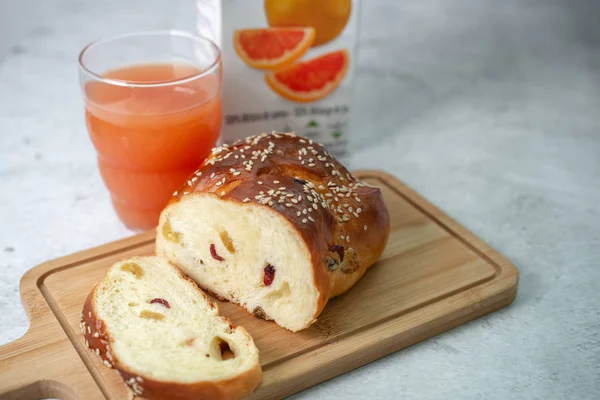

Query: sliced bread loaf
81;256;262;400
156;132;390;331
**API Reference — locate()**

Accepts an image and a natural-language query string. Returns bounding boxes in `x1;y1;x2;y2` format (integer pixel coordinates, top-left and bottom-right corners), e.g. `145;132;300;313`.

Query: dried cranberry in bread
80;256;262;400
156;132;390;332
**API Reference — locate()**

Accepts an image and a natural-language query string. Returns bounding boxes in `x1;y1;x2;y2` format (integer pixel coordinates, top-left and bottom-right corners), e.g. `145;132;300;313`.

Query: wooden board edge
0;231;158;399
357;169;520;284
17;231;156;322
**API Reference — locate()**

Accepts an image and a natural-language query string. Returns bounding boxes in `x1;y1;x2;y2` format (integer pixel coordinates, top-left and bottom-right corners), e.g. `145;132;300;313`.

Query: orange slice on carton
234;27;315;70
265;49;349;103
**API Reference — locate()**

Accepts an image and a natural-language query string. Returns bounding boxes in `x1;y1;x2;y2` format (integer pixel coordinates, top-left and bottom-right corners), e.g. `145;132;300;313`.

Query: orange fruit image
265;49;349;103
233;27;316;70
264;0;352;46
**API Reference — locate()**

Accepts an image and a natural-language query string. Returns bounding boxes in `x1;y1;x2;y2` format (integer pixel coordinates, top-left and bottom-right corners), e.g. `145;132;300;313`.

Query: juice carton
197;0;361;159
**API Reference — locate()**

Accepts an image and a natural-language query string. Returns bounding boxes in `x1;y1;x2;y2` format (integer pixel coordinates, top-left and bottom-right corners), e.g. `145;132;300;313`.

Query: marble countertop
1;0;599;399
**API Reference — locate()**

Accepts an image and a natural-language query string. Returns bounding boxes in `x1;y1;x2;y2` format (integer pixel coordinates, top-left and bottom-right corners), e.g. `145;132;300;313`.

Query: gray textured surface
1;0;599;399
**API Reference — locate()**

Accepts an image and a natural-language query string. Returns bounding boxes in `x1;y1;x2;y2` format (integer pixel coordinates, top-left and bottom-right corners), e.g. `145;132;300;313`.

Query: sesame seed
302;209;308;215
349;206;353;212
233;171;241;176
173;191;178;196
357;208;362;213
268;201;274;206
346;236;351;243
356;198;361;203
274;180;280;184
258;181;263;185
298;195;302;201
308;163;315;167
302;218;308;223
340;235;345;240
308;216;315;222
210;172;215;178
291;198;298;204
313;203;318;210
307;196;313;202
353;212;359;218
325;193;333;197
215;181;222;186
286;203;293;207
243;198;250;202
297;211;301;216
364;225;368;231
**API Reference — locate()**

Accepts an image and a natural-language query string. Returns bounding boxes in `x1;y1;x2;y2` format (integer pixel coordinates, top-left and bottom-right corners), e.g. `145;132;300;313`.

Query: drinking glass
79;31;222;230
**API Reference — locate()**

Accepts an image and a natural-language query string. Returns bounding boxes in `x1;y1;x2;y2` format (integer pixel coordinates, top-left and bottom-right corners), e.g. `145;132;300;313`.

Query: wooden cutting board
0;171;518;400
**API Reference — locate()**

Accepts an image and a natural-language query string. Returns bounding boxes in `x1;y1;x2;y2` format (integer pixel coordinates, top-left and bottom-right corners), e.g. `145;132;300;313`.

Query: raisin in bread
156;132;390;332
81;256;262;400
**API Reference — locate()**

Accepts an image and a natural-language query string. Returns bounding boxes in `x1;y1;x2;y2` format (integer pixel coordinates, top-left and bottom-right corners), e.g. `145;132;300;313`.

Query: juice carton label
197;0;360;158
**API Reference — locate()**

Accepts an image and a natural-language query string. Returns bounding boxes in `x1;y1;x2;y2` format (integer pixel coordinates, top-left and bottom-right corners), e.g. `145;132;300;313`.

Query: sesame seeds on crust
174;132;367;229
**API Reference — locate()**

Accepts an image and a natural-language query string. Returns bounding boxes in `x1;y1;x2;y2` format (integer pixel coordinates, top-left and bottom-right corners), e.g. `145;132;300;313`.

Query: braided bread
156;133;389;331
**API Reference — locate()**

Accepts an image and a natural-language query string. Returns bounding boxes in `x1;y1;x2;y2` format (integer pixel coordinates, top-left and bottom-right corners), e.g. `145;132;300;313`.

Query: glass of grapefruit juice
79;31;222;230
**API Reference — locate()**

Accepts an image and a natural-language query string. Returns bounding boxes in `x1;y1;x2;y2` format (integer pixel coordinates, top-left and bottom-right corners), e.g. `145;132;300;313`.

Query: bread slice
80;256;262;400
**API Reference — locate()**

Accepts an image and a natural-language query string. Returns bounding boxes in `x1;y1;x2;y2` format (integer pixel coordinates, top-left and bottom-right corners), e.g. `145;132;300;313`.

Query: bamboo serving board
0;171;518;400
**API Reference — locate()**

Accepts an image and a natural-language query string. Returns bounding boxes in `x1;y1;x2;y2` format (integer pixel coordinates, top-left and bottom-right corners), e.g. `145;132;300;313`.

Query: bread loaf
81;256;262;400
156;132;390;331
